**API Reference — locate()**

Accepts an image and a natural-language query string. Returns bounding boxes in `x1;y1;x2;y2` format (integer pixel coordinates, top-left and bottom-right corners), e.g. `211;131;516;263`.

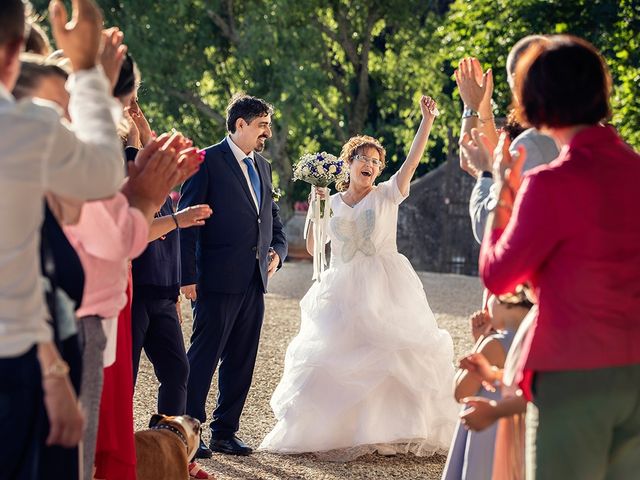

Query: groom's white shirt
226;136;259;211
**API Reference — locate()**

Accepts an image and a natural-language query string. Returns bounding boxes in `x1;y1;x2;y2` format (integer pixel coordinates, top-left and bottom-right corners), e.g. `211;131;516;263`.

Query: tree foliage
31;0;639;213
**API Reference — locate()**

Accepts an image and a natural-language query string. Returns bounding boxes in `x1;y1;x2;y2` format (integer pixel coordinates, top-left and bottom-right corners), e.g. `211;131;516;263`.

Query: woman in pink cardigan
478;36;640;479
64;133;200;478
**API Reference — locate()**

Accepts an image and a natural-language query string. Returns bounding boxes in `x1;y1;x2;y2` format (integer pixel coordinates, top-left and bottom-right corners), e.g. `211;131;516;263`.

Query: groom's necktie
243;157;262;210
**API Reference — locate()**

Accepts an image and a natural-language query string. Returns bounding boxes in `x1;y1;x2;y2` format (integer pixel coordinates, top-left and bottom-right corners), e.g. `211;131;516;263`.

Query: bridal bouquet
293;152;348;281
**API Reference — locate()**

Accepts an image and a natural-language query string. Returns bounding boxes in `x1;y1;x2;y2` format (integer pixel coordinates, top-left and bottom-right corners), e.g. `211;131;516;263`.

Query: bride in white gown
260;96;458;460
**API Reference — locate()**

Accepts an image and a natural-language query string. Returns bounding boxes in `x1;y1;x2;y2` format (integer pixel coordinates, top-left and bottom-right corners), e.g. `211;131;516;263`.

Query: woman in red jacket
479;35;640;479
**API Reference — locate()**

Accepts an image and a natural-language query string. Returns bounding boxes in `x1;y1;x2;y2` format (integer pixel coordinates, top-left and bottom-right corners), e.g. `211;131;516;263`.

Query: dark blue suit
179;138;287;438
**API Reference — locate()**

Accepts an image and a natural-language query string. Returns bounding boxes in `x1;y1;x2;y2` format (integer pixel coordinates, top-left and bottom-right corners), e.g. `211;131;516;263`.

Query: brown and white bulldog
135;414;201;480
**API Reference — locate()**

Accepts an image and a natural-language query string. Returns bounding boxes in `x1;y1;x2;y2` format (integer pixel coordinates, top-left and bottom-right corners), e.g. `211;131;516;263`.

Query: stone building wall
397;148;480;276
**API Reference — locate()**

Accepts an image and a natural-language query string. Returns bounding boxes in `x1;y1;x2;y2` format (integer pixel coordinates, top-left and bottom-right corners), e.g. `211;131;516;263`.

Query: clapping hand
125;135;185;210
99;27;127;90
133;132;204;190
469;309;492;341
128;98;154;147
459;352;500;391
49;0;103;72
454;57;493;113
460;397;498;431
494;133;527;192
176;146;204;187
124;109;141;148
459;128;495;177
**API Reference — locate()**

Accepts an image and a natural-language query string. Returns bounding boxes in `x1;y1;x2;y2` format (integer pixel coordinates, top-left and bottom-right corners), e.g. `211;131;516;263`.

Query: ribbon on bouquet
304;186;330;281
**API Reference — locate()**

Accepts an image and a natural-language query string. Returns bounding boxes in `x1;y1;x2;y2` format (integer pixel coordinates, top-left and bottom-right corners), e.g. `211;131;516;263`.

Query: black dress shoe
194;439;213;459
209;435;253;456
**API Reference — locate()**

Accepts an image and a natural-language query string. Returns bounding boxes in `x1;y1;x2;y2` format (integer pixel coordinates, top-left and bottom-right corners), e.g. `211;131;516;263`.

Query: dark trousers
0;340;83;480
132;297;189;415
185;267;265;438
0;347;44;480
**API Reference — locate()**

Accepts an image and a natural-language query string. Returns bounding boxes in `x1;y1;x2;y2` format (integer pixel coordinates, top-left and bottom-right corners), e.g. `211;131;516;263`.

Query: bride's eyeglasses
353;155;382;168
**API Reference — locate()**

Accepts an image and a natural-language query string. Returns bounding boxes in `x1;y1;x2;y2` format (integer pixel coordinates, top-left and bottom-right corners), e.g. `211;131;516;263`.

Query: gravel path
133;261;483;479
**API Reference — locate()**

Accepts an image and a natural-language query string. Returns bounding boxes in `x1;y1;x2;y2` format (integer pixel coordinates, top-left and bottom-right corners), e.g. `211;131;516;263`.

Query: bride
260;96;458;460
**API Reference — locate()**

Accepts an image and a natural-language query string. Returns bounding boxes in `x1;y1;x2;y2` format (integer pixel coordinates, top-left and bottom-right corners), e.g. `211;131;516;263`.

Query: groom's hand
268;252;280;279
181;284;197;301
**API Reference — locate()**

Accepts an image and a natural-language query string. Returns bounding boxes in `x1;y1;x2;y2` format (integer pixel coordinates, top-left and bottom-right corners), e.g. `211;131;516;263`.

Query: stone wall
397;149;480;276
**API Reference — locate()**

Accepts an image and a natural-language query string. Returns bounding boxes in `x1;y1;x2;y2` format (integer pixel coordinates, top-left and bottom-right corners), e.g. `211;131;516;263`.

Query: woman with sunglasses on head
261;96;458;460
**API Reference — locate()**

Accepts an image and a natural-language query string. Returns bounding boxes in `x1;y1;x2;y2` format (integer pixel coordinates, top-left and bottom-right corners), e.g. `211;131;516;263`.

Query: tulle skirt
260;252;458;460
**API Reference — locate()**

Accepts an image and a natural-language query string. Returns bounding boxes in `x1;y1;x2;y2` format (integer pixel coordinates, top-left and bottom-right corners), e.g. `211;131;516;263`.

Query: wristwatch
462;106;479;119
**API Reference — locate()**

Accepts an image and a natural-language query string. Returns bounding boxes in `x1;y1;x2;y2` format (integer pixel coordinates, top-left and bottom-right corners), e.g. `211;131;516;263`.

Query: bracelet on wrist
43;359;70;380
479;115;495;123
171;212;180;229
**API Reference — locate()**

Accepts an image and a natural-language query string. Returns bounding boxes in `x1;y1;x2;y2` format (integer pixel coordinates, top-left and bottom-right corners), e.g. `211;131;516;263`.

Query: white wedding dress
260;173;458;460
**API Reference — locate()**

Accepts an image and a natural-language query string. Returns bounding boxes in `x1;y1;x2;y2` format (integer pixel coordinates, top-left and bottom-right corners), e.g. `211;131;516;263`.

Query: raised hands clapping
454;57;493;113
49;0;103;72
100;27;127;89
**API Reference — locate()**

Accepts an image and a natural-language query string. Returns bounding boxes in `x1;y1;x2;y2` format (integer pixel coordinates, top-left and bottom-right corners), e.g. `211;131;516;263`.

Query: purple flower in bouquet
293;151;348;188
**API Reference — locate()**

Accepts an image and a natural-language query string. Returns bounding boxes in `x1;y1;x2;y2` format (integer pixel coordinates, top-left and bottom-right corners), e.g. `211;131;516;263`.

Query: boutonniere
271;187;284;202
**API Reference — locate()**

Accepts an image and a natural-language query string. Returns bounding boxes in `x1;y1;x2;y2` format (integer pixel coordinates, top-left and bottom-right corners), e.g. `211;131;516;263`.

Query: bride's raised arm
396;96;439;196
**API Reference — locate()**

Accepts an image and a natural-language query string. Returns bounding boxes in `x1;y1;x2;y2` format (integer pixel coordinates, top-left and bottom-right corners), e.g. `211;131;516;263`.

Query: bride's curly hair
336;135;386;192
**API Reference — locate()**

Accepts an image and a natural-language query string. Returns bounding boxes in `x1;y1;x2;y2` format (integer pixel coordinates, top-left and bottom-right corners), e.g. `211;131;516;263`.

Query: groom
179;94;287;457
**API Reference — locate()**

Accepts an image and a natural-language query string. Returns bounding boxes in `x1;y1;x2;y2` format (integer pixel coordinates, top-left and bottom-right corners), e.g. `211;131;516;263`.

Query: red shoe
189;461;214;479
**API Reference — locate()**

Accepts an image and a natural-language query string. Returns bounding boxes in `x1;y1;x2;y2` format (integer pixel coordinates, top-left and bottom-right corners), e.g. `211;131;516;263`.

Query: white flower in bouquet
293;151;347;281
293;151;348;188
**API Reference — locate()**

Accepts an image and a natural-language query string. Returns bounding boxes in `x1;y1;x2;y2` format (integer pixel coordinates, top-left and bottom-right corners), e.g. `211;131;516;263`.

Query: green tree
29;0;639;214
436;0;640;147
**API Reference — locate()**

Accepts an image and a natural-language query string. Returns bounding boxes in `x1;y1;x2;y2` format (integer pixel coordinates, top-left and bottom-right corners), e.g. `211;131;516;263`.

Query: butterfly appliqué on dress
331;209;376;263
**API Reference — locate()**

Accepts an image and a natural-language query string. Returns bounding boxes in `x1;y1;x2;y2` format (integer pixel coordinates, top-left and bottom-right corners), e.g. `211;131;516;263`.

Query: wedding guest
132;190;213;479
95;270;136;480
0;0;125;477
13;51;86;480
64;136;182;479
456;36;558;243
461;303;536;480
443;291;530;480
130;100;213;419
91;56;202;480
480;35;640;479
131;198;212;414
125;97;213;480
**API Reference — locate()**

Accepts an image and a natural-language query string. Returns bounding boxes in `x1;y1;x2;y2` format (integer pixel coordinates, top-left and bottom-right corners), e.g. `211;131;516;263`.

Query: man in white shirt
0;1;125;477
179;94;288;457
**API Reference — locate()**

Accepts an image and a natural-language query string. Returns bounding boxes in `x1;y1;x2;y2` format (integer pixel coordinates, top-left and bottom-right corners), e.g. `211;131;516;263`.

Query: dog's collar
151;424;189;453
